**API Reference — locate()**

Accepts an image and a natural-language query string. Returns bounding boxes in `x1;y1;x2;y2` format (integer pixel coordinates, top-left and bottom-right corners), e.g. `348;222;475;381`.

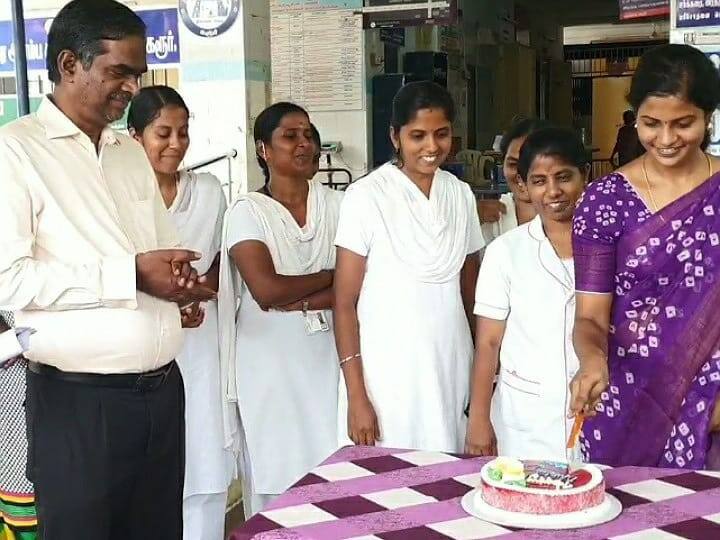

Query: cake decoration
478;457;605;515
486;457;526;486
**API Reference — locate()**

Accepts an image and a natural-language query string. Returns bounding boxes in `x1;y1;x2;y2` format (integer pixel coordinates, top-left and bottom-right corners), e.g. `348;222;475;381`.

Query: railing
564;41;659;77
319;167;353;190
187;149;238;199
186;151;353;195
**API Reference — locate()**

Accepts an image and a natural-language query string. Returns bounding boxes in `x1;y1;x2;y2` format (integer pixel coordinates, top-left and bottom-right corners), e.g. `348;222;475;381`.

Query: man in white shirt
0;1;215;538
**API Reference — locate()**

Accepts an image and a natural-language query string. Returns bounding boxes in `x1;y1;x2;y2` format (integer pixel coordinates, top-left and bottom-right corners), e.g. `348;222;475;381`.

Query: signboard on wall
619;0;670;20
270;0;364;111
363;0;458;29
705;51;720;156
179;0;240;37
0;8;180;74
676;1;720;28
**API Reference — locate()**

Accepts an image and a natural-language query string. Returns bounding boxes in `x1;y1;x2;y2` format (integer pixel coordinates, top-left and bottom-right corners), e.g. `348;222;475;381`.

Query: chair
456;150;493;187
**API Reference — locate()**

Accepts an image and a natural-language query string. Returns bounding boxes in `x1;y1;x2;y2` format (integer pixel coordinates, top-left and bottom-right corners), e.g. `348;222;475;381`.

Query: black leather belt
28;361;176;392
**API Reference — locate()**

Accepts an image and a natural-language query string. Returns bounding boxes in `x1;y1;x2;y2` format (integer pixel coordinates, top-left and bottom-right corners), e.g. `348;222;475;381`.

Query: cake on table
478;457;605;515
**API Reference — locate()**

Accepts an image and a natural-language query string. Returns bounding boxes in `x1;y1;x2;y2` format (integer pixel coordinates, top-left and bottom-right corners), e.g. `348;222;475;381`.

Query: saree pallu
574;171;720;468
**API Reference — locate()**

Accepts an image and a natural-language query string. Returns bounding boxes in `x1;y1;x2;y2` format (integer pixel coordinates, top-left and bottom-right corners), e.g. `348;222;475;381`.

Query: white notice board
270;1;364;112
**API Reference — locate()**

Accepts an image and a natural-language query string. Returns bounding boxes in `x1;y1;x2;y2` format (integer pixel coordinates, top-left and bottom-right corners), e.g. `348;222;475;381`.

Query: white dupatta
366;163;473;283
217;180;341;448
169;171;226;274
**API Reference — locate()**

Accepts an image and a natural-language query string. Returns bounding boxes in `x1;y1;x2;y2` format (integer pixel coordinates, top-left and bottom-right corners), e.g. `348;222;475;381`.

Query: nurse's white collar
527;214;575;245
527;215;547;243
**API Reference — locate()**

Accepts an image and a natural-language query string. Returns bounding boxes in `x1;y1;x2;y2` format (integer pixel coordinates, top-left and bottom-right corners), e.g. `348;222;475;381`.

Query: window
0;77;17;95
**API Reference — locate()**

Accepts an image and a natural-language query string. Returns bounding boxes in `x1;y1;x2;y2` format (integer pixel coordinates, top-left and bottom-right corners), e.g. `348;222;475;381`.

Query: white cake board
460;489;622;530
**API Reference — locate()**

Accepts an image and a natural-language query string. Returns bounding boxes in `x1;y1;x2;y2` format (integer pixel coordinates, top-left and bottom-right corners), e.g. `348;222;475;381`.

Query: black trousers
25;362;185;540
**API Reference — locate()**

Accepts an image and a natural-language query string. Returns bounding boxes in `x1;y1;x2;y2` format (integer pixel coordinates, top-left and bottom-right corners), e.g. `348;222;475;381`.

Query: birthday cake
478;457;605;515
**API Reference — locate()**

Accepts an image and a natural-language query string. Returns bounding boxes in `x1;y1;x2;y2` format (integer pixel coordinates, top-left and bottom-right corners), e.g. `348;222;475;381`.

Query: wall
592;76;632;159
310;22;376;182
308;0;527;176
0;0;171;18
1;0;269;197
179;0;270;195
4;0;568;183
459;0;565;148
669;0;720;155
294;15;455;180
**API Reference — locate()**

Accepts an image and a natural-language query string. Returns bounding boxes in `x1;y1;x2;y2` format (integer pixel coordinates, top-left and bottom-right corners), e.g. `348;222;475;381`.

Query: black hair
47;0;146;84
499;117;552;157
310;123;321;151
629;44;720;115
253;102;309;183
518;127;589;181
390;81;454;166
622;109;636;125
127;86;189;134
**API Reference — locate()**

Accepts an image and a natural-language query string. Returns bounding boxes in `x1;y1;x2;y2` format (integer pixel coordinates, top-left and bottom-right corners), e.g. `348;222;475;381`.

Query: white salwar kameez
335;163;485;452
168;171;234;540
218;180;342;517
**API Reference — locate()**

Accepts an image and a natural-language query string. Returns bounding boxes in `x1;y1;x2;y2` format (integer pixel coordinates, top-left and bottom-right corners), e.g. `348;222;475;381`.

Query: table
229;446;720;539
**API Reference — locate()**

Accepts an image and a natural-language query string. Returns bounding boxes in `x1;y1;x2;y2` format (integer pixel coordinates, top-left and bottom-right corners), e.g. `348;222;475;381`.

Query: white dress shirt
0;97;183;374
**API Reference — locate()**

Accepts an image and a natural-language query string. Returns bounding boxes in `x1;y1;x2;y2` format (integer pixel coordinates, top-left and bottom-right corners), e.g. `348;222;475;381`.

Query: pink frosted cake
478;457;605;515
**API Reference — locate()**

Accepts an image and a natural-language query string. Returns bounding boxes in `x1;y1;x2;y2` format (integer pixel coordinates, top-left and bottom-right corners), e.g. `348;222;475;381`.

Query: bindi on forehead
279;112;309;126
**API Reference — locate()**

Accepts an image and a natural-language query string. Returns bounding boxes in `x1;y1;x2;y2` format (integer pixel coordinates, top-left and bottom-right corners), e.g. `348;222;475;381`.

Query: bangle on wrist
339;353;361;367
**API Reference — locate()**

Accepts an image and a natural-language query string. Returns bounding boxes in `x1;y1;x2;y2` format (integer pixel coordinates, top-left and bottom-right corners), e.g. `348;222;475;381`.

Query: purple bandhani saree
573;171;720;469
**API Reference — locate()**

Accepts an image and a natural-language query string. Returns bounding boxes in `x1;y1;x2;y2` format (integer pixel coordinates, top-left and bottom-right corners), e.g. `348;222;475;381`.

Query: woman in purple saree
570;44;720;469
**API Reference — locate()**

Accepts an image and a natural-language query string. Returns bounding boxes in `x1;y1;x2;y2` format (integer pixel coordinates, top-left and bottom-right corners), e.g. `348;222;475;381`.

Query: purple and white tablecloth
228;445;720;539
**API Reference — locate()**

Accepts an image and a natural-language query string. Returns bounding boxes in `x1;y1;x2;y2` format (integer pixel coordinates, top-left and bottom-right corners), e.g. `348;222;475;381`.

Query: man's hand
180;302;205;328
136;249;216;304
477;200;507;224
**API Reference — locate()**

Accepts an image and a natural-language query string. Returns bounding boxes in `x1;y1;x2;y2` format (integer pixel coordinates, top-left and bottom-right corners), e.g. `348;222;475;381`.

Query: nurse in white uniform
129;87;233;540
466;127;589;462
479;118;549;244
219;102;341;517
334;81;484;452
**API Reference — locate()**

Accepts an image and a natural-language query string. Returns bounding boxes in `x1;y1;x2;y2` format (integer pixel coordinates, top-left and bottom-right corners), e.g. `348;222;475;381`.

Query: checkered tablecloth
228;446;720;539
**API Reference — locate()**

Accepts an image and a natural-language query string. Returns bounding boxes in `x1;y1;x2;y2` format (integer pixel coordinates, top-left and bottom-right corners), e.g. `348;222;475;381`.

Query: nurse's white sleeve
225;200;266;249
334;186;373;257
473;239;510;320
